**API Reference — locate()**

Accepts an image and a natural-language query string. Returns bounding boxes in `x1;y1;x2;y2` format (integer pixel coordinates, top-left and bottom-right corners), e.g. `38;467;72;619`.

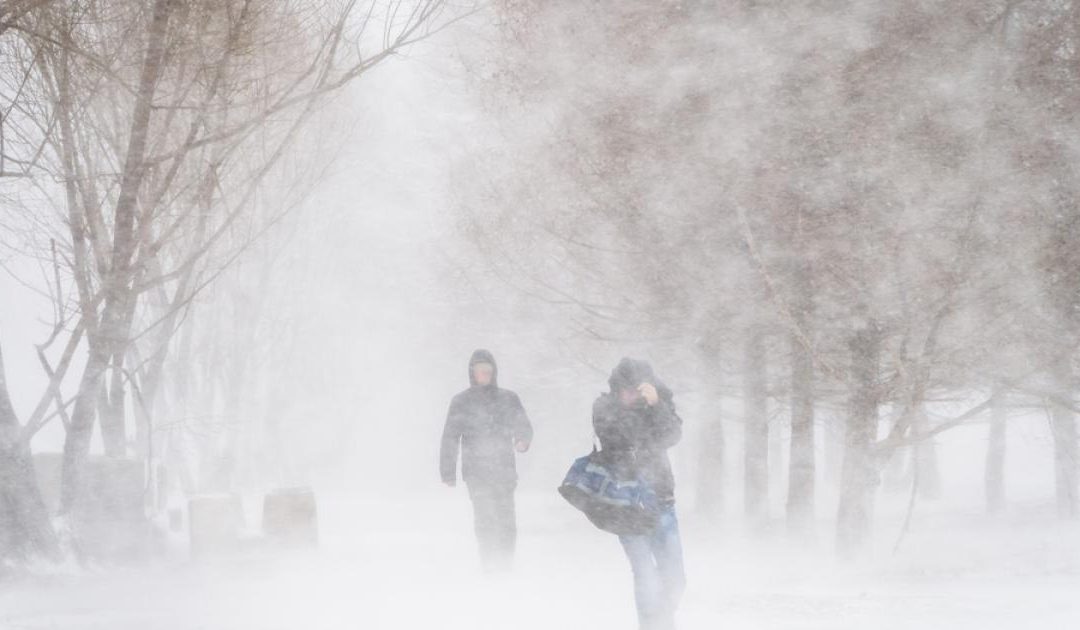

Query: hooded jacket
440;350;533;487
592;358;682;504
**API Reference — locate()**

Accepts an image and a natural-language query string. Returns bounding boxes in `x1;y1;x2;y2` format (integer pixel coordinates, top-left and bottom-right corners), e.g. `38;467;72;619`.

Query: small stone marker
168;506;184;533
262;487;318;547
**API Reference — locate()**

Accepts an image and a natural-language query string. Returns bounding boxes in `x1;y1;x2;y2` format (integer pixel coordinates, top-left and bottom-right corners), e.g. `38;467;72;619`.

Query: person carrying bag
558;357;686;630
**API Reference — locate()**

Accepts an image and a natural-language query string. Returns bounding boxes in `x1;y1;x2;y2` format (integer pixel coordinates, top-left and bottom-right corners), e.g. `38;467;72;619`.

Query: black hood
468;349;498;388
608;357;672;400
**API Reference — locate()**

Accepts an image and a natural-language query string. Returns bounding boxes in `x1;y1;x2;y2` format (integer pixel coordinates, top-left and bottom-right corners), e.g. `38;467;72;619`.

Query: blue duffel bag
558;448;660;536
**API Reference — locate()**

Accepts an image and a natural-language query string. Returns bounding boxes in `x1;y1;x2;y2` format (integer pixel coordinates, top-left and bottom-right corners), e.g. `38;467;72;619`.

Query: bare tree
0;0;461;561
455;0;1080;557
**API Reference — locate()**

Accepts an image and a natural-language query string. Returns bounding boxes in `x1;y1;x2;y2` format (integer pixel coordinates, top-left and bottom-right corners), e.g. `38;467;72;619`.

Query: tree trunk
882;443;910;493
132;369;154;462
787;329;815;533
744;330;768;522
912;405;941;500
696;382;725;518
824;412;843;487
168;313;199;496
59;0;174;514
769;404;785;510
60;346;109;514
1050;356;1078;519
0;443;59;561
99;352;128;457
0;345;58;561
837;323;880;557
985;387;1007;514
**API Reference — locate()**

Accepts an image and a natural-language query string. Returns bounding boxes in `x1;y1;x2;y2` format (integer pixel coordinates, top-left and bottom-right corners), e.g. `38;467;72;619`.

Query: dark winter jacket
440;350;533;488
592;358;682;505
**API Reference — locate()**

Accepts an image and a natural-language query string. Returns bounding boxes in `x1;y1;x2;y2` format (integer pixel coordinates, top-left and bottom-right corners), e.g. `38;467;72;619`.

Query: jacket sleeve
648;396;682;450
509;392;533;450
439;397;464;483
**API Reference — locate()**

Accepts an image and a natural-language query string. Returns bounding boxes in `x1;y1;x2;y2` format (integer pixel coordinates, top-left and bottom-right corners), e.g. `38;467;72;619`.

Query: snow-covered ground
2;488;1077;630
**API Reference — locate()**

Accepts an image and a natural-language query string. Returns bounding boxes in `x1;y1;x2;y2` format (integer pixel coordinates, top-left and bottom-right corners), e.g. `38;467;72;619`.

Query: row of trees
1;0;456;564
454;0;1080;554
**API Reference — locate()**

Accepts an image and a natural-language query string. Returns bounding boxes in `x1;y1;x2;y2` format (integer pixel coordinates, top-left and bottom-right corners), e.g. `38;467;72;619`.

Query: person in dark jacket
593;357;684;630
440;349;533;571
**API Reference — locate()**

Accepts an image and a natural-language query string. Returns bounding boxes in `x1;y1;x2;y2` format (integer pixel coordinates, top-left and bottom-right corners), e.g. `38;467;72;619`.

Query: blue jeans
618;507;685;630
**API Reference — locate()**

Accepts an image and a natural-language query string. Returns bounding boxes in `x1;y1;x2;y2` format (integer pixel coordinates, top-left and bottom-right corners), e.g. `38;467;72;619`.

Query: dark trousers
466;481;517;571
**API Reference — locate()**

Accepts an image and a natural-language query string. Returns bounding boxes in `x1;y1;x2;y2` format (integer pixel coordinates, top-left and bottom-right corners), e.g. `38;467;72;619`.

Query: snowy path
2;490;1078;630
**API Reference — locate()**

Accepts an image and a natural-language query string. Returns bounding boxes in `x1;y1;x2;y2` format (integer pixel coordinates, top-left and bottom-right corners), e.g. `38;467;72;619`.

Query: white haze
2;3;1079;630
